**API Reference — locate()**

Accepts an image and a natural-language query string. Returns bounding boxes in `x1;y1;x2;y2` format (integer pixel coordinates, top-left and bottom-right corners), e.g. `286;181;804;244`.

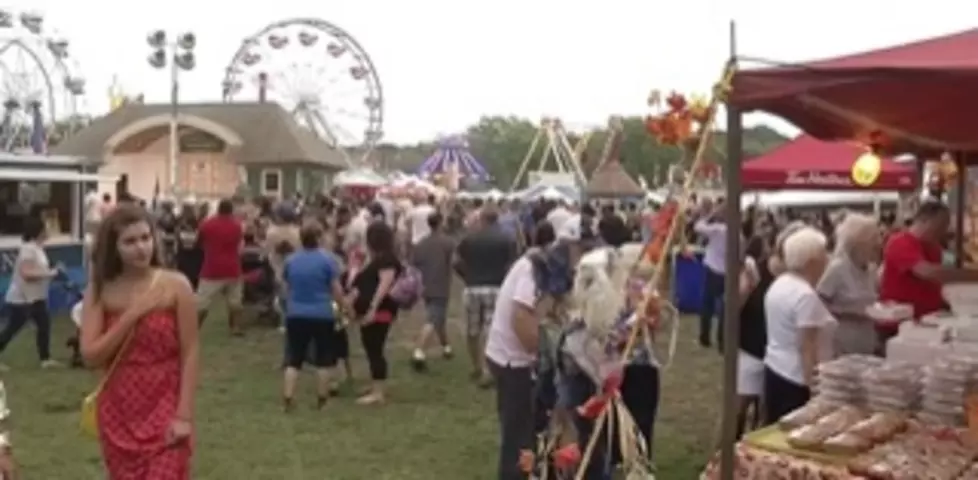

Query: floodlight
147;30;166;49
176;32;195;50
148;49;167;69
174;51;195;70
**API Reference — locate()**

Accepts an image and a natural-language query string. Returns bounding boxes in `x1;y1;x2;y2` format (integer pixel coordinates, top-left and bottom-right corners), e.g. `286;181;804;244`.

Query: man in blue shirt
281;225;346;411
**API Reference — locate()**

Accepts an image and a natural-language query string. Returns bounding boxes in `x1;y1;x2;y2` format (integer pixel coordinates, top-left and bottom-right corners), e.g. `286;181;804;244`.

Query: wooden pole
719;20;741;480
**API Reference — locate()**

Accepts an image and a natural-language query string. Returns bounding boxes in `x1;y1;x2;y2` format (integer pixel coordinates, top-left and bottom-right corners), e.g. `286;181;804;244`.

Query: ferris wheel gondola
221;18;384;166
0;9;86;152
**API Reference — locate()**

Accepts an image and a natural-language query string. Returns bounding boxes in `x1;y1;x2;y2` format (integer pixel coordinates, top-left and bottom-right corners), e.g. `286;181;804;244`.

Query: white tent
334;168;387;187
745;190;900;208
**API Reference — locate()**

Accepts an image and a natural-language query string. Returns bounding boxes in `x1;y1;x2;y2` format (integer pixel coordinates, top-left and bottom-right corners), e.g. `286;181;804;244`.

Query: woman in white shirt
0;217;60;369
763;227;836;422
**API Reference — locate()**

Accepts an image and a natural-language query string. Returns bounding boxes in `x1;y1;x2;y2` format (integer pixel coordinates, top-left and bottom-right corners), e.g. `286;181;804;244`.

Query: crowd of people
1;183;969;479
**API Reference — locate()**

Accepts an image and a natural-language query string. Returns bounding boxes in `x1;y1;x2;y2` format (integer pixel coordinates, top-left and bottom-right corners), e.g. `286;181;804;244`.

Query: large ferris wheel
0;9;86;152
221;18;384;166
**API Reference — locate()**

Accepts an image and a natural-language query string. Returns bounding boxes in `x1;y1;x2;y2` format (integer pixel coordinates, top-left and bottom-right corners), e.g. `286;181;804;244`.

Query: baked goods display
920;356;978;427
863;361;922;413
739;354;978;479
815;355;883;405
778;399;838;431
780;405;905;454
847;425;978;480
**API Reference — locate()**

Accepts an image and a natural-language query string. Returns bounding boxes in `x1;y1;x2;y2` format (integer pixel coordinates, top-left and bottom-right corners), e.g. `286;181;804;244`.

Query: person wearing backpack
349;221;402;406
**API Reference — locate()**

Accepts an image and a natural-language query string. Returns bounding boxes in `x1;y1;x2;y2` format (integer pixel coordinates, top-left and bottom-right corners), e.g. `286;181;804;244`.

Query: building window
0;181;71;241
261;169;282;196
295;169;304;196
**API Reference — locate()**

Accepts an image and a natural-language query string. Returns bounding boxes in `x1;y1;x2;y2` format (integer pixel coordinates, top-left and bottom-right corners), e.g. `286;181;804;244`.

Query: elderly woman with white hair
816;213;881;356
763;227;837;422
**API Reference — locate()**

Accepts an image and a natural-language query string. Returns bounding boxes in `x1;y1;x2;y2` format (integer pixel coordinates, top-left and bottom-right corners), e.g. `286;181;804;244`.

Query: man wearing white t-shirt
408;195;436;245
485;215;583;480
546;201;572;232
763;227;837;422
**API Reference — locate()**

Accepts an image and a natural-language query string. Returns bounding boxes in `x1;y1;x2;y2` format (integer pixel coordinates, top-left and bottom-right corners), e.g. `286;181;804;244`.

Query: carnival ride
0;9;86;152
417;135;489;190
509;117;591;191
221;18;384;166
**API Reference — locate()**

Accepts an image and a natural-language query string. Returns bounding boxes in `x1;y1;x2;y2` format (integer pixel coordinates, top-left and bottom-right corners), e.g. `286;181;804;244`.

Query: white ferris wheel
221;18;384;166
0;9;86;152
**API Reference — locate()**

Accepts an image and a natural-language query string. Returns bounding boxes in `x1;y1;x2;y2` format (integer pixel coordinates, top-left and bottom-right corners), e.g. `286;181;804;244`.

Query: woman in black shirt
351;221;402;405
736;235;773;438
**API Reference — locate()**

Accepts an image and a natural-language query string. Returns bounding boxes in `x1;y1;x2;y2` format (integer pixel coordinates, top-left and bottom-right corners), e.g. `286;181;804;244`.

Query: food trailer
0;152;114;313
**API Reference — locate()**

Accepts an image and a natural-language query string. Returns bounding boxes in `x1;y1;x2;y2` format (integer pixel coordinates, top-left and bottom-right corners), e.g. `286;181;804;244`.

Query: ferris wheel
222;18;384;165
0;9;86;152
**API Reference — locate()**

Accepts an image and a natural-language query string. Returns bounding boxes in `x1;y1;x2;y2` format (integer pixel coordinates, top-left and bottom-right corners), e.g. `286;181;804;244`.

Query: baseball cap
556;214;582;242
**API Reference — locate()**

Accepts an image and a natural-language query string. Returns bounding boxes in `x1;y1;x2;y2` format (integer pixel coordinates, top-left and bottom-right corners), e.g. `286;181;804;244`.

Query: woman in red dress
80;204;200;480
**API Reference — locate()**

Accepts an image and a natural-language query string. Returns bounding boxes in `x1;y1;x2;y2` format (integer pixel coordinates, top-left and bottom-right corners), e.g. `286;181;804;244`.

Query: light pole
147;30;195;197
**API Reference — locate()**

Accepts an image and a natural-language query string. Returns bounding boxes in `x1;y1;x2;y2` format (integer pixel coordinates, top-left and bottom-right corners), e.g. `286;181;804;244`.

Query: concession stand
712;26;978;480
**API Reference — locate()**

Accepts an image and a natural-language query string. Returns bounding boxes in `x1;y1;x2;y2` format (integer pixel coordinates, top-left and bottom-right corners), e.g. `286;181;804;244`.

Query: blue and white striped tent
417;136;489;180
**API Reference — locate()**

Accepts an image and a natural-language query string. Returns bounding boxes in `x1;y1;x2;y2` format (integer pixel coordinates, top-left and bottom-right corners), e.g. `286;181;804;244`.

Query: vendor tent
585;159;644;198
742;135;916;190
731;28;978;153
333;167;387;187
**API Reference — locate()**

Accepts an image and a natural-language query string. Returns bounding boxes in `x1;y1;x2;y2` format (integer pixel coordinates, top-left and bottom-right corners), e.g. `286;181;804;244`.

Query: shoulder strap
95;270;162;391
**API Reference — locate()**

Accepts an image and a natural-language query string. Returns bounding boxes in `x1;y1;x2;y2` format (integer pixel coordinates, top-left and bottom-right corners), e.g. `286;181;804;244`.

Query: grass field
2;299;722;479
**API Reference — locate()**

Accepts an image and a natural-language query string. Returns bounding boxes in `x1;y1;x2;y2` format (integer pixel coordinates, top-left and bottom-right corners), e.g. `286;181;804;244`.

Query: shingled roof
585;159;644;198
51;102;347;169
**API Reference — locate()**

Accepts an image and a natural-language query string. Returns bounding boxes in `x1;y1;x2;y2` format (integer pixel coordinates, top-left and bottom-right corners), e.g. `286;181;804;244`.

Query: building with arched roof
51;102;347;201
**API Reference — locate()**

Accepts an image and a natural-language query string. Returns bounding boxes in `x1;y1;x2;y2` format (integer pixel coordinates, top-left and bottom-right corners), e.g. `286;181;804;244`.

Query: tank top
739;255;773;359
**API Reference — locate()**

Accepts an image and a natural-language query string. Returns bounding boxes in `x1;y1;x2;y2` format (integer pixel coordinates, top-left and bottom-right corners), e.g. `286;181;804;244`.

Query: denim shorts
424;297;448;330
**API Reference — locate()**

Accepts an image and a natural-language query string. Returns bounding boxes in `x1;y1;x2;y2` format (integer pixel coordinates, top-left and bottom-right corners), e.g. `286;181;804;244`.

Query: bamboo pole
573;61;736;480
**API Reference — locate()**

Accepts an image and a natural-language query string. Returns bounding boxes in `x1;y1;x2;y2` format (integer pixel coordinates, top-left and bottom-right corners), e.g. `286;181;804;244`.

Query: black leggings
360;321;392;380
0;300;51;361
763;367;810;424
285;318;337;369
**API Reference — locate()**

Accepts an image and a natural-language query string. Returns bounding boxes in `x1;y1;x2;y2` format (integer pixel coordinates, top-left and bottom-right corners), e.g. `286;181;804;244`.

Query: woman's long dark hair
90;204;161;298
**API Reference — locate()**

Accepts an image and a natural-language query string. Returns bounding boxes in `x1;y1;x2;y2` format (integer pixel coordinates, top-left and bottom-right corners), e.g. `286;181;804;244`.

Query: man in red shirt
197;199;244;335
880;201;978;338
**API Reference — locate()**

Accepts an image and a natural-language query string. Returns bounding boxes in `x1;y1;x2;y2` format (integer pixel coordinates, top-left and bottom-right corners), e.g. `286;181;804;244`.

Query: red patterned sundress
97;309;192;480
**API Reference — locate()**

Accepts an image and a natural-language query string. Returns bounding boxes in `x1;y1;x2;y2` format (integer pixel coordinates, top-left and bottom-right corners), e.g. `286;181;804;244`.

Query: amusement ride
0;9;86;152
221;18;385;166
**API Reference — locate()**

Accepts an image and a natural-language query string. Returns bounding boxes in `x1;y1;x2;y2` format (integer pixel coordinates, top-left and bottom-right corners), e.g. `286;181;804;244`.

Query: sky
10;0;978;144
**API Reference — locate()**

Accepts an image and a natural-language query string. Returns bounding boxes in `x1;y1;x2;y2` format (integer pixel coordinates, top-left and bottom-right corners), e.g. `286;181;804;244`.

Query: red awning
742;135;917;191
730;29;978;153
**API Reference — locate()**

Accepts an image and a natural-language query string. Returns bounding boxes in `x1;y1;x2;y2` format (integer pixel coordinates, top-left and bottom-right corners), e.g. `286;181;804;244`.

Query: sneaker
411;349;427;372
40;360;63;369
442;345;454;359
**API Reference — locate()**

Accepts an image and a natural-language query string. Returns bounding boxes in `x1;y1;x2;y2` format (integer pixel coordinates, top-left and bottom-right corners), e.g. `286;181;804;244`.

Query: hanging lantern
851;150;882;187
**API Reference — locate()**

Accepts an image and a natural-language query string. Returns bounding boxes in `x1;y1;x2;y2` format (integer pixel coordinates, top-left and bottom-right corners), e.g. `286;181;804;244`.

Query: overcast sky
12;0;978;143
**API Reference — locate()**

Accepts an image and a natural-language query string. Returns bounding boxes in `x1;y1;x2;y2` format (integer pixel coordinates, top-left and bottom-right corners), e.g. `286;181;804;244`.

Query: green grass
3;300;722;479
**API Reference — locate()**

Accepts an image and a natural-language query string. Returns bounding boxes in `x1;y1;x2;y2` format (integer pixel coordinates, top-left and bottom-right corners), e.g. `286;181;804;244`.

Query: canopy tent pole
955;153;967;267
719;20;742;480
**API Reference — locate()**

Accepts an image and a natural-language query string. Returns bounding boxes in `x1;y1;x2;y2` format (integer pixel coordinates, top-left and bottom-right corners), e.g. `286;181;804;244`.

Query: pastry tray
742;425;854;465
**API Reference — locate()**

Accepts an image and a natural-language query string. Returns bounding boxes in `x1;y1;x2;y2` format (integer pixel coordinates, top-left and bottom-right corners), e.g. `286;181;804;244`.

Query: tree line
370;115;788;187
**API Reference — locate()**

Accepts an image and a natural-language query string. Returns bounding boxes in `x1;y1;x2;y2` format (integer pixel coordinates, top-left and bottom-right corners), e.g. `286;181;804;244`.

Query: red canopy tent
743;135;917;190
731;28;978;153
